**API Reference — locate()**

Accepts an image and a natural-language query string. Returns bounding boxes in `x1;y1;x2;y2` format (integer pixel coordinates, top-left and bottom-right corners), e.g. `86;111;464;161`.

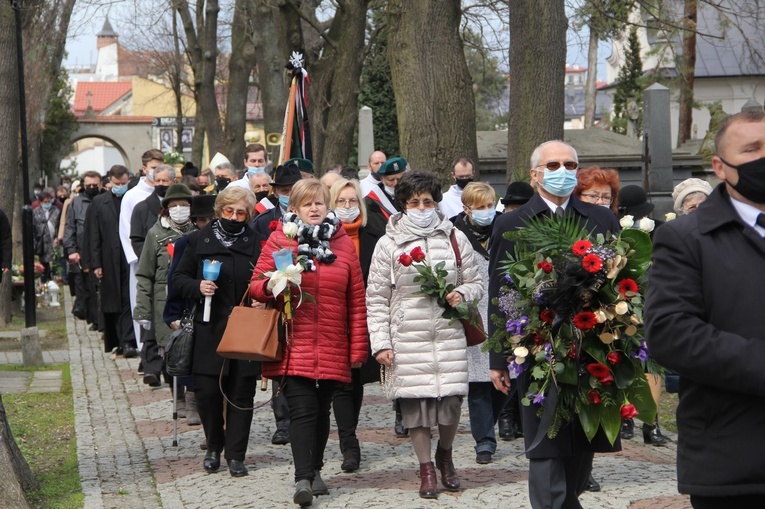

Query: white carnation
619;215;635;229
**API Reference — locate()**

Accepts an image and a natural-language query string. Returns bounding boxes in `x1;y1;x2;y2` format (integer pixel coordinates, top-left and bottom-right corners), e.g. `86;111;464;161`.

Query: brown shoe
419;462;438;499
434;445;460;491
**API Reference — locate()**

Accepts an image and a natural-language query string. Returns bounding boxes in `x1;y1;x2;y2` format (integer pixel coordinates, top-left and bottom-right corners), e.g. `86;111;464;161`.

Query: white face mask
169;205;191;224
384;185;396;196
335;206;360;223
407;207;436;227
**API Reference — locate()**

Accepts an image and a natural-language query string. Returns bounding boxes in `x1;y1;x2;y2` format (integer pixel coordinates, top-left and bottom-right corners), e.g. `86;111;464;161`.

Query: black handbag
164;305;196;377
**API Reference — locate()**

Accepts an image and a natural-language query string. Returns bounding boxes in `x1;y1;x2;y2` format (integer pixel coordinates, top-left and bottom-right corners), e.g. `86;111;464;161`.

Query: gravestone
20;327;43;366
357;106;374;178
643;83;674;217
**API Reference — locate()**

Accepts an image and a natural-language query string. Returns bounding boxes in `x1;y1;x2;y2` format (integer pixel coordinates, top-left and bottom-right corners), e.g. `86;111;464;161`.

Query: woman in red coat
251;179;368;507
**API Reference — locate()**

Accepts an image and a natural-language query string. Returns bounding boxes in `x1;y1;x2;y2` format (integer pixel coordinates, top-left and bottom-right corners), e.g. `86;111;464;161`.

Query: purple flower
633;340;649;362
544;343;552;361
533;289;547;305
533;393;547;405
508;360;528;378
503;274;513;284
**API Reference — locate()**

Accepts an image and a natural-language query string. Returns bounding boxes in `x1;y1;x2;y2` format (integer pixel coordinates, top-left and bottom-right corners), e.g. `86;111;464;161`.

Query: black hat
378;157;408;175
271;164;303;186
501;181;534;205
161;183;193;208
191;194;216;218
284;157;314;174
618;185;654;219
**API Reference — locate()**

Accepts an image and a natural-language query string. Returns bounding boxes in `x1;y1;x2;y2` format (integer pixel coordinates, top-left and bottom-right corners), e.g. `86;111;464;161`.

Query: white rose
664;212;677;221
638;217;655;232
619;215;635;229
615;301;629;315
514;346;529;358
283;222;299;239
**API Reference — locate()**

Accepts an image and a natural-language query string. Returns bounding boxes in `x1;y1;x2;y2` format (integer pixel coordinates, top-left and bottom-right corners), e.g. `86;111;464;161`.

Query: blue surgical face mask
247;166;266;177
539;169;578;197
470;208;495;227
41;202;52;210
278;194;290;209
112;184;128;197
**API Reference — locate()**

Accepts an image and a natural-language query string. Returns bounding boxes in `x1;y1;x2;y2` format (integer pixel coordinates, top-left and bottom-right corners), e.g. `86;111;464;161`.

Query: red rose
540;309;556;325
607;351;622;365
573;311;597;331
618;278;639;298
533;335;544;344
620;403;638;419
536;260;553;274
599;372;614;385
572;240;593;256
587;363;610;378
269;220;279;232
582;253;603;273
398;252;413;267
588;390;602;405
410;246;426;263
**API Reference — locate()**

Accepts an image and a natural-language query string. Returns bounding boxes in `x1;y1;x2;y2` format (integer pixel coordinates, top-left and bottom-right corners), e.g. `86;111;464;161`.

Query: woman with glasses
367;170;484;499
172;186;261;478
328;178;375;472
574;166;620;213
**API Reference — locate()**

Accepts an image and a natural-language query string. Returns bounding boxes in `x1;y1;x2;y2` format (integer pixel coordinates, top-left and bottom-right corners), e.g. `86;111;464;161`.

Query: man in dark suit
87;165;137;357
646;110;765;508
130;165;175;259
488;140;620;509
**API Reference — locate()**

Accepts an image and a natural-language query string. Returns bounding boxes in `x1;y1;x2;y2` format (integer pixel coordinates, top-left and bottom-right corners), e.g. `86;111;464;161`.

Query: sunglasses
537;161;578;171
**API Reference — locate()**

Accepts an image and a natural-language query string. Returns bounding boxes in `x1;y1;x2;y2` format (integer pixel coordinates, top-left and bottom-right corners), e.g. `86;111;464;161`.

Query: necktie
555;206;564;217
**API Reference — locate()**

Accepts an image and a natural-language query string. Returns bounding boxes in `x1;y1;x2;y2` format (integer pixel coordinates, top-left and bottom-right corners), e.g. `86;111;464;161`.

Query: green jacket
134;217;195;347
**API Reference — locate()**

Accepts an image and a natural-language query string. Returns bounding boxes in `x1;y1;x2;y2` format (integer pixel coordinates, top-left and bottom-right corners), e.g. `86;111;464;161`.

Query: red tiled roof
565;65;587;73
73;82;132;116
77;116;154;124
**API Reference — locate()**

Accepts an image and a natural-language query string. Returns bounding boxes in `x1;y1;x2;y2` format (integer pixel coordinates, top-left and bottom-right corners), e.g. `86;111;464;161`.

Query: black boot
498;417;514;441
643;418;669;446
340;437;361;472
621;418;634;440
394;400;408;438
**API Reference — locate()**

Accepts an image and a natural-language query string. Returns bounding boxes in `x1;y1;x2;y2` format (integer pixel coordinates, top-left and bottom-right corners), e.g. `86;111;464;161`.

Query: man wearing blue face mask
487;140;619;509
229;143;269;193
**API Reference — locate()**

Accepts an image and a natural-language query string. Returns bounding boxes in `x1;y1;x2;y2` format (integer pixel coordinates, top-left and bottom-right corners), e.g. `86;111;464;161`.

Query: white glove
137;320;152;330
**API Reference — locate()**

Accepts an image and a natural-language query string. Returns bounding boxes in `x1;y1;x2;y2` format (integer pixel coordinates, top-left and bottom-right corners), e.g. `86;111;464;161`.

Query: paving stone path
63;289;690;509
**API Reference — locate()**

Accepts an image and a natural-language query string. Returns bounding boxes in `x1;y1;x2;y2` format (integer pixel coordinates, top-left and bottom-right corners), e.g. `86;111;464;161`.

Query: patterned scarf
211;219;243;248
282;211;339;271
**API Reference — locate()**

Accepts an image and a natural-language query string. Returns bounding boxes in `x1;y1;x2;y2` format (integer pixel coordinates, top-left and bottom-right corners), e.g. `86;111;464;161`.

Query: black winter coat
488;193;621;459
172;221;261;377
130;191;162;259
646;185;765;497
87;191;128;313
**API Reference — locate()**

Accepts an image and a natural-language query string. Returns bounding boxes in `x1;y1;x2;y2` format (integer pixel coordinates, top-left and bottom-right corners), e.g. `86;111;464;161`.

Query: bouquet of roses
486;215;661;444
398;246;486;342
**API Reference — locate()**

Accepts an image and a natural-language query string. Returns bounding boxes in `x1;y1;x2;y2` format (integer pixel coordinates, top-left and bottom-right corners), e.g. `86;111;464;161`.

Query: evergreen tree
612;27;644;135
357;0;399;161
41;69;78;178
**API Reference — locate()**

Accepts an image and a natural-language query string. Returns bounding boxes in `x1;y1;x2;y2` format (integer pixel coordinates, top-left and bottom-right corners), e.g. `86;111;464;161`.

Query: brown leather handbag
217;286;283;362
449;231;488;347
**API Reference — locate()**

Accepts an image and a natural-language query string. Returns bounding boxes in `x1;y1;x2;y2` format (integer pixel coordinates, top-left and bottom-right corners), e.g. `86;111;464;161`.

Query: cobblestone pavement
66;297;690;508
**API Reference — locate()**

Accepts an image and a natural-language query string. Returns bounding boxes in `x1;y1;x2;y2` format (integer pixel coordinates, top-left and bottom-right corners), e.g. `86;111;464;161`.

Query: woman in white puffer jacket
366;170;483;500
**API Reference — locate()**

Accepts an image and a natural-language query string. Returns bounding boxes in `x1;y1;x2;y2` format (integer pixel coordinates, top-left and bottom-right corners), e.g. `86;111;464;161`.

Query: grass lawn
0;305;69;352
3;363;83;509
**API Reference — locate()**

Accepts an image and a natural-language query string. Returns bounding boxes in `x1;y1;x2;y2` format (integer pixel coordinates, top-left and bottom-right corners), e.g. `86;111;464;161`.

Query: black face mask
721;156;765;203
255;190;269;202
84;187;99;198
154;185;169;198
218;217;245;234
216;178;231;191
455;177;473;190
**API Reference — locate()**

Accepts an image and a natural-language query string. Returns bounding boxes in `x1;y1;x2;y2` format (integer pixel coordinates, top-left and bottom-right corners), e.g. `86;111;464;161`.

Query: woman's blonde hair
289;179;331;212
214;186;257;221
461;182;496;209
329;178;367;226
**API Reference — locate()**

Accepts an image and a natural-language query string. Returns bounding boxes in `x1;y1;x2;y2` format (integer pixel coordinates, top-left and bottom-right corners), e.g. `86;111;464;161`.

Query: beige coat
366;212;483;399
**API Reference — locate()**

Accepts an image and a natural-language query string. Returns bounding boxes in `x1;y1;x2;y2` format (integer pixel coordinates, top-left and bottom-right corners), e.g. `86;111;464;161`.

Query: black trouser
272;379;290;432
283;376;335;482
195;362;257;461
71;270;87;318
528;452;594;509
84;271;99;325
690;495;765;509
102;311;137;353
139;327;163;377
332;368;364;442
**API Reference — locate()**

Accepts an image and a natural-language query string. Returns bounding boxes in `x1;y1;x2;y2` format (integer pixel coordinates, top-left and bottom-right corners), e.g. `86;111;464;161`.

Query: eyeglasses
580;193;613;204
537;161;578;171
336;198;359;207
406;199;436;209
222;207;248;220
